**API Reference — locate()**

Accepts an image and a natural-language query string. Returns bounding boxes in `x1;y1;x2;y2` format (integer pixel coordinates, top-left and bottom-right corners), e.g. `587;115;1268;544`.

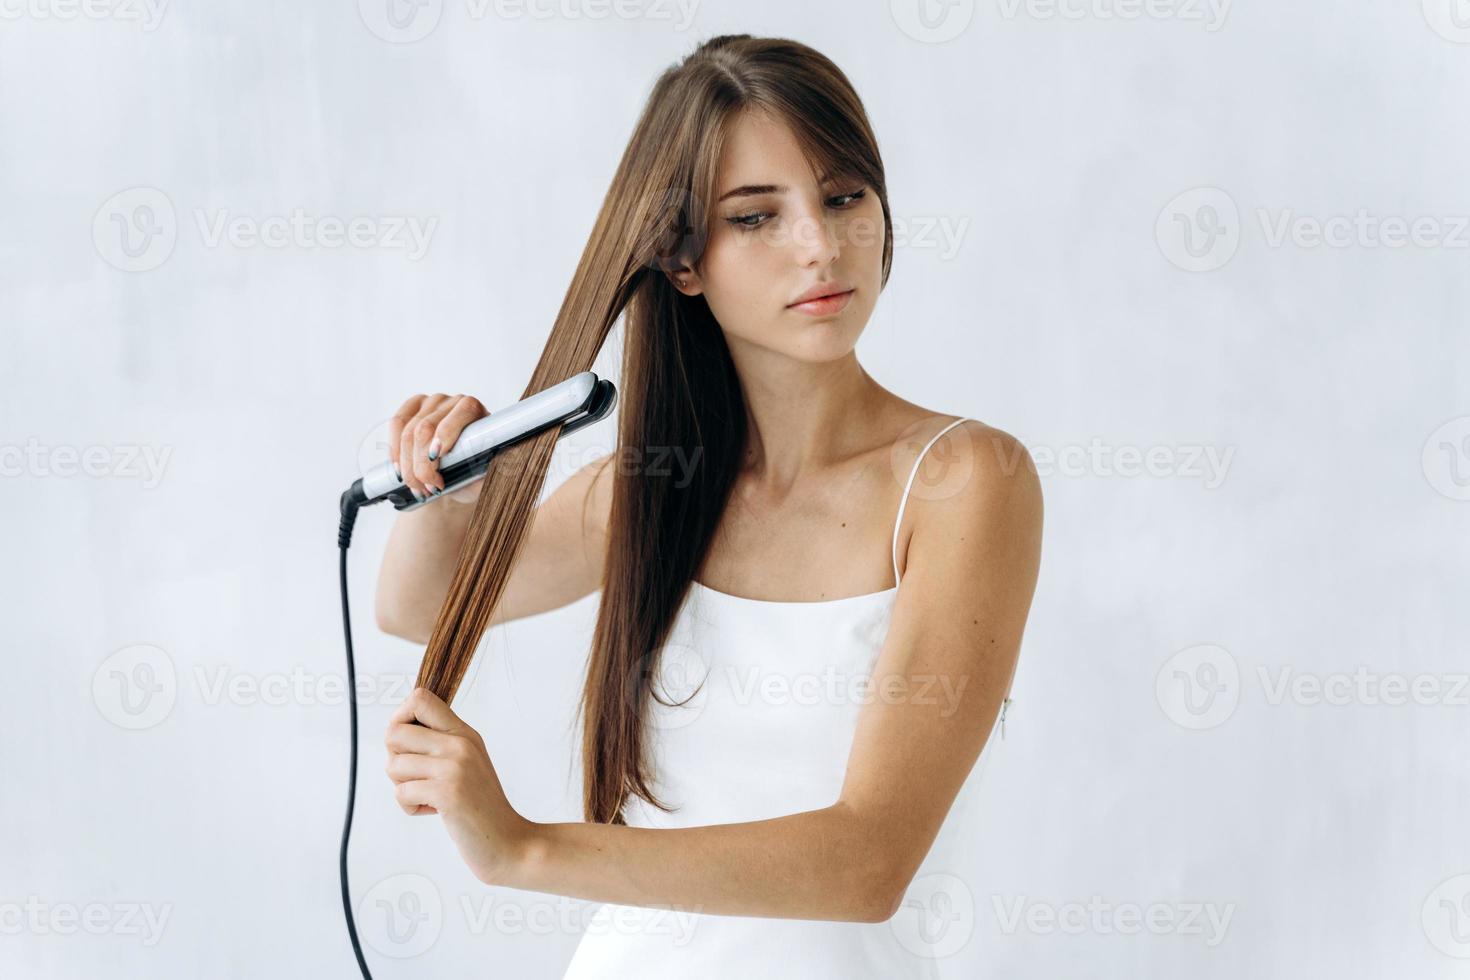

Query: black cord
337;492;375;980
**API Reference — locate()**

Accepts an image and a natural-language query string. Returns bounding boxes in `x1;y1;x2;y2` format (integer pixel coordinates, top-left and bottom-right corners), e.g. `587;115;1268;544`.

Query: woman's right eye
727;211;771;230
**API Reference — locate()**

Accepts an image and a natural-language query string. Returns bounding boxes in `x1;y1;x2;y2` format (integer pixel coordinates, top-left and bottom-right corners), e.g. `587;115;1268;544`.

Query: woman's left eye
829;188;867;208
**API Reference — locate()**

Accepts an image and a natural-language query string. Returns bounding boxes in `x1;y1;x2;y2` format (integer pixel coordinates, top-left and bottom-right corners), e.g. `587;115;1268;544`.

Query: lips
788;282;855;307
787;288;854;316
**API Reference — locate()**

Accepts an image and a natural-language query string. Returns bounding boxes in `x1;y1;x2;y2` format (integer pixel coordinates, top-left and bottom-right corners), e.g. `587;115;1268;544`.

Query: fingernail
429;485;441;496
393;465;402;482
428;438;441;461
412;490;423;502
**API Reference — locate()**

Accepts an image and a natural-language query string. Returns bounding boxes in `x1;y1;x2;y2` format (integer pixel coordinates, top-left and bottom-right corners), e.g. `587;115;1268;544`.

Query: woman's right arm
372;392;614;643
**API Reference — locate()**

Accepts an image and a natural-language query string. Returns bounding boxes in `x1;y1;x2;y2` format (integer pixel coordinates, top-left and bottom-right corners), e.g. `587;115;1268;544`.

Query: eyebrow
716;172;846;204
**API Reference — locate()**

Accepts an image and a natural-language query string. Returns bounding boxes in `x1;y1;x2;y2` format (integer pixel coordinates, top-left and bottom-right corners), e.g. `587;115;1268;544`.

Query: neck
723;343;889;491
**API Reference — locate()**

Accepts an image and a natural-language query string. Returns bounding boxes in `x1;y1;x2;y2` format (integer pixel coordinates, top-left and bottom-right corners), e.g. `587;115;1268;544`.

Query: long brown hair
413;34;895;824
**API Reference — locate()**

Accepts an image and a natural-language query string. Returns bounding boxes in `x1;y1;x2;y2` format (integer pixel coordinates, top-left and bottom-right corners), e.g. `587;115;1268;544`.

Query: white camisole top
561;417;1010;979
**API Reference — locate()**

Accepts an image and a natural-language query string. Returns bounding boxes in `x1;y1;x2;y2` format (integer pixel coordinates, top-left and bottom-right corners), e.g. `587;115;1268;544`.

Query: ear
664;263;705;298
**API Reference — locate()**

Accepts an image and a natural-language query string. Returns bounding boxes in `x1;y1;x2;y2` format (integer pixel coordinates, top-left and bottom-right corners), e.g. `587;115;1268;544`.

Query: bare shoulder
887;404;1039;495
933;418;1040;518
892;412;1043;580
958;420;1040;494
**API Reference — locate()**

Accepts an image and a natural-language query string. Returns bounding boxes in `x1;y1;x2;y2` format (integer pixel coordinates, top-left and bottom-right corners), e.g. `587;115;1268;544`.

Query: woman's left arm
387;426;1043;924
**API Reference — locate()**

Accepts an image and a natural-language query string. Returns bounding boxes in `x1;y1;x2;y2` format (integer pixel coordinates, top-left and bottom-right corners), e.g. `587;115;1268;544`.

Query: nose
789;207;840;268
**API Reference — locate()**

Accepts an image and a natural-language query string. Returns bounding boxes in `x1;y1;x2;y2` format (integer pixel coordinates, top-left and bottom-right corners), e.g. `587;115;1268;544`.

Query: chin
719;307;868;361
787;321;864;362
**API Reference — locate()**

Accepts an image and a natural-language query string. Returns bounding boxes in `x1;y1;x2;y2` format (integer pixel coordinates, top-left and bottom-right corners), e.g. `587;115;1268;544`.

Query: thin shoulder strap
891;417;972;587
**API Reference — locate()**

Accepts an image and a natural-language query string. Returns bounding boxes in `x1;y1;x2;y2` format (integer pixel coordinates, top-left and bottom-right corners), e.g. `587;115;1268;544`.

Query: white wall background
3;1;1468;977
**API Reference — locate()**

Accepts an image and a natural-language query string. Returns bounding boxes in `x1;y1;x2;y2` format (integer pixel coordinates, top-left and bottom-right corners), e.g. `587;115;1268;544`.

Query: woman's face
671;109;886;364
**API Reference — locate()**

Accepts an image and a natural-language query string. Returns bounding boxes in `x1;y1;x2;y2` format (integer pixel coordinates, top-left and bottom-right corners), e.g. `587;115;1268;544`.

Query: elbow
372;596;400;636
852;859;908;924
830;806;910;923
374;599;427;644
858;898;897;925
859;880;904;924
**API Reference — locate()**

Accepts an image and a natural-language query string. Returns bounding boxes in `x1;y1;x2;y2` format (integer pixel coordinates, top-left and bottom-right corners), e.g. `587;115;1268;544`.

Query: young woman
374;34;1043;978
